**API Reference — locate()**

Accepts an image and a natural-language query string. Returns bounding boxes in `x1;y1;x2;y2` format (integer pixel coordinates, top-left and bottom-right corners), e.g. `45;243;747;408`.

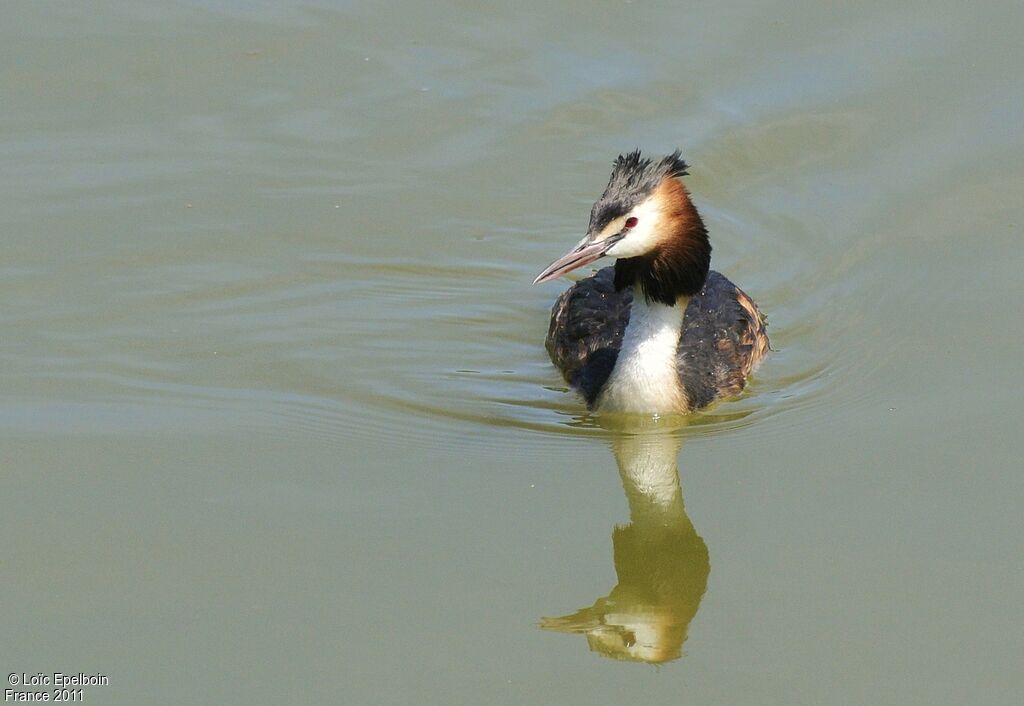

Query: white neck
597;284;689;415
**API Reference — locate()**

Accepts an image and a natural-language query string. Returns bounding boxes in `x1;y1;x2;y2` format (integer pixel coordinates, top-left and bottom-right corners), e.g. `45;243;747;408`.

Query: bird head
534;150;710;305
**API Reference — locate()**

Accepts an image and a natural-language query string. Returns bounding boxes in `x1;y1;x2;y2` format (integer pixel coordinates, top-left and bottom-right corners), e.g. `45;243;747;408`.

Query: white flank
597;292;688;415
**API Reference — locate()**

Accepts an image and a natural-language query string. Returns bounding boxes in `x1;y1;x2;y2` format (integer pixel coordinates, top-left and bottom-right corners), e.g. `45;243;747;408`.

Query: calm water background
3;1;1023;703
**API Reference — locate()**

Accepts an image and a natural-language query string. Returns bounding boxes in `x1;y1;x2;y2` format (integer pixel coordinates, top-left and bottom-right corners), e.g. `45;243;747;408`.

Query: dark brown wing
544;266;631;407
677;270;769;409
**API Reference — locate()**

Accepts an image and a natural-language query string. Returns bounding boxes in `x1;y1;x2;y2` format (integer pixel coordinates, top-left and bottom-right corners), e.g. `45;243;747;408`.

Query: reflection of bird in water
534;150;768;416
541;431;709;663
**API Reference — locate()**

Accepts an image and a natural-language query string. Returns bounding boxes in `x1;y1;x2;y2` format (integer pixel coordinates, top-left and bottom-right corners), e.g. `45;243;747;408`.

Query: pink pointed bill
533;236;617;284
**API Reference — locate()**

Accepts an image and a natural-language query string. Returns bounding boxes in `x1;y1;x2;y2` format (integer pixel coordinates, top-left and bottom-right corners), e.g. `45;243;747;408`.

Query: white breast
596;292;689;415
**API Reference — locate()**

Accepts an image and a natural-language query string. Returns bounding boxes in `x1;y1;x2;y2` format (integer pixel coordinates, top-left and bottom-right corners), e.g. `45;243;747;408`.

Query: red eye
625;217;638;229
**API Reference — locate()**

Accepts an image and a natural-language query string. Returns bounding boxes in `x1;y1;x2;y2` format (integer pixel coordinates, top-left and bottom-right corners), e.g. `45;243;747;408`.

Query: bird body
535;151;768;415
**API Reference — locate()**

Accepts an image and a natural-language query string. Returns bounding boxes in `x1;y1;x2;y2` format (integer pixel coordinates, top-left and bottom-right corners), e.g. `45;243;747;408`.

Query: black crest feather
607;149;689;196
589;150;690;233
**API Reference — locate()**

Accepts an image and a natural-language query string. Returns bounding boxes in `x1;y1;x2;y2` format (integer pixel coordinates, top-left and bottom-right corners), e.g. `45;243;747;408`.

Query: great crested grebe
534;150;769;415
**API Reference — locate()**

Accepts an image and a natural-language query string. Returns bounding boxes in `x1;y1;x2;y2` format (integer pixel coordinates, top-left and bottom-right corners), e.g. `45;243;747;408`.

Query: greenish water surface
2;1;1022;703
